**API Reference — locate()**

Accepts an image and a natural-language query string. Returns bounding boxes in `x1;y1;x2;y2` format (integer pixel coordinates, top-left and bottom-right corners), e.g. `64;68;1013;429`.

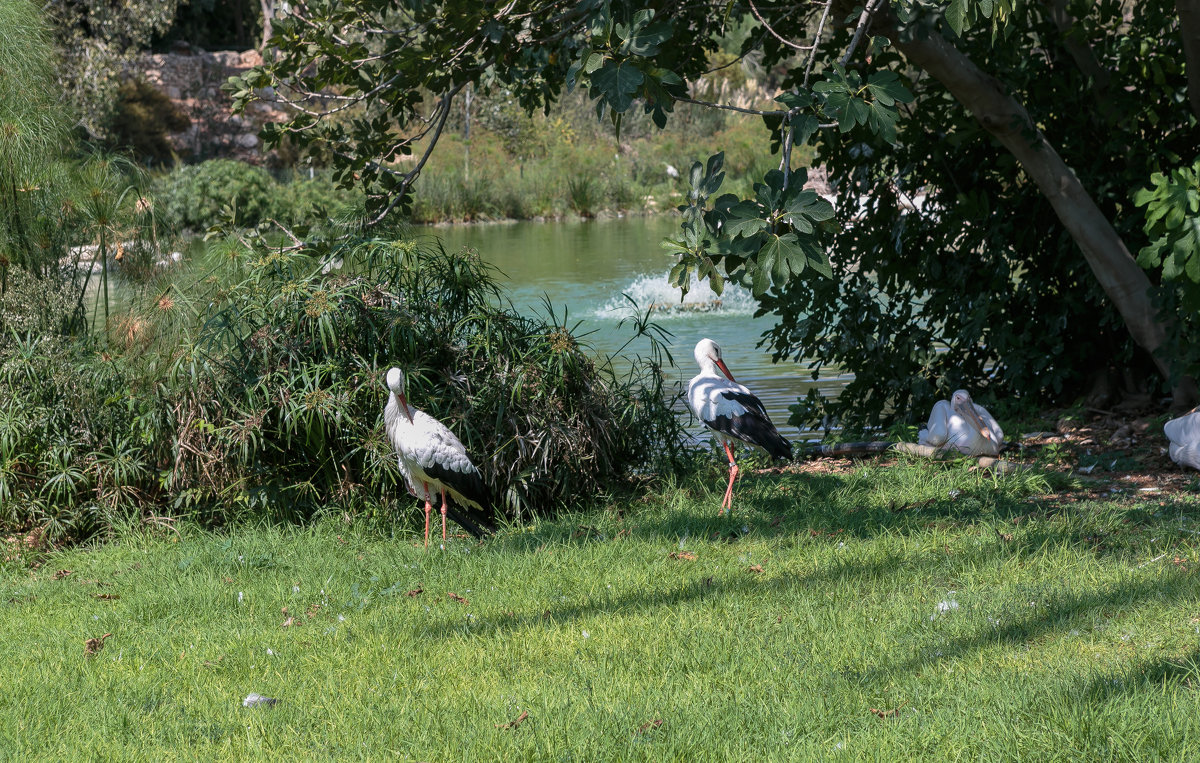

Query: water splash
595;272;758;320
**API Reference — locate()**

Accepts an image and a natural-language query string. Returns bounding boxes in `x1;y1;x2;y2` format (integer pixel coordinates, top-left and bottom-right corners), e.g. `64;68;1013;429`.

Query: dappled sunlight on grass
2;459;1199;758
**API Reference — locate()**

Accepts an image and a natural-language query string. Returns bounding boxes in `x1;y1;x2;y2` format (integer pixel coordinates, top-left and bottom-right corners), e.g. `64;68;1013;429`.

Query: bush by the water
0;237;690;542
151;159;362;231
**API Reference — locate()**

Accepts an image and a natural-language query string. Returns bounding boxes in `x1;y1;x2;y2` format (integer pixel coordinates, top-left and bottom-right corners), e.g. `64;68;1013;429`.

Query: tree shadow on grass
501;466;1200;557
1077;645;1200;703
409;547;914;642
398;464;1200;654
881;566;1200;677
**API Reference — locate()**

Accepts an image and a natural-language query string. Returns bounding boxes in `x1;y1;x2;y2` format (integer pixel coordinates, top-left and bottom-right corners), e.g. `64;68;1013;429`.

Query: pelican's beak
714;356;737;383
962;404;994;442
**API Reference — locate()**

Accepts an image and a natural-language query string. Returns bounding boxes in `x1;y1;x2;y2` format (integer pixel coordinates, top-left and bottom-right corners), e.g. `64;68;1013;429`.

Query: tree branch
1178;0;1200;119
366;86;462;226
1046;0;1119;124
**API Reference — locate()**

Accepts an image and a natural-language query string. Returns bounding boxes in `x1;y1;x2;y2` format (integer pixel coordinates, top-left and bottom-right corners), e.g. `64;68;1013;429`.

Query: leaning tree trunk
844;2;1198;407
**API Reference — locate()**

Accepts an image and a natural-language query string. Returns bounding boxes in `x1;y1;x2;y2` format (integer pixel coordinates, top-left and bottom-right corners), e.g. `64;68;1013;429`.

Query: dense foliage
151;159;363;231
1136;157;1200;394
227;0;879;284
44;0;184;138
0;239;690;542
0;0;72;283
761;1;1198;428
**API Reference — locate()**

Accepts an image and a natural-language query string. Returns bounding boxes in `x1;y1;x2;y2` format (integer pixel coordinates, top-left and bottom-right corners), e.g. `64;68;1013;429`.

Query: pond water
419;216;849;437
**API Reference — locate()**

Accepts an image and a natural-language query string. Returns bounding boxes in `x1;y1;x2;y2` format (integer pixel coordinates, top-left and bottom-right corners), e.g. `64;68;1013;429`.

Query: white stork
917;390;1004;457
383;367;495;546
1164;407;1200;470
688;338;792;513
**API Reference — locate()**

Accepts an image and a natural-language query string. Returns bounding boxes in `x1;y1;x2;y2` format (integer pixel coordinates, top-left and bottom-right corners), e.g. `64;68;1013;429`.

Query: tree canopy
231;0;1200;425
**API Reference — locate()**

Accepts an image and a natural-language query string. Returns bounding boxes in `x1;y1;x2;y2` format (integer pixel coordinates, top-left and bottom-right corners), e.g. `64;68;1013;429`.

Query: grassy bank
3;457;1198;759
406;105;786;224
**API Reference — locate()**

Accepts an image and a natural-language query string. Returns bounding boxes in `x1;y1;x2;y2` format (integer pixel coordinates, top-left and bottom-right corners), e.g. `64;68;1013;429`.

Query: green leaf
946;0;967;36
751;260;771;295
668;261;691;292
791;114;820;148
624;19;672;57
775;91;812;110
590;60;644;113
725;201;768;238
866;71;914;106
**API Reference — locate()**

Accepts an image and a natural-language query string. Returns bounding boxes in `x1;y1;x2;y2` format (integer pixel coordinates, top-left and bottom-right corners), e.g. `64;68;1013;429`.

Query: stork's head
950;389;995;442
694;338;736;382
385;367;413;422
386;367;404;393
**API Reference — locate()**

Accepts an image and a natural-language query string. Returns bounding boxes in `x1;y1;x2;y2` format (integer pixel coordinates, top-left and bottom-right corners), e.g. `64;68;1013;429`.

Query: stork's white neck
696;355;722;376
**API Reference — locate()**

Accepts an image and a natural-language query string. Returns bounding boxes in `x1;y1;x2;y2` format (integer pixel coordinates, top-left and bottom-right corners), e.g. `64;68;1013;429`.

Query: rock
1055;417;1080;434
242;693;278;708
1108;424;1133;447
236;133;259;149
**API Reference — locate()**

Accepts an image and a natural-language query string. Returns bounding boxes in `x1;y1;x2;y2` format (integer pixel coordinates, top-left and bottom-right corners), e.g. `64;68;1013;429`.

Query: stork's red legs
422;481;432;549
440;486;449;542
720;441;740;513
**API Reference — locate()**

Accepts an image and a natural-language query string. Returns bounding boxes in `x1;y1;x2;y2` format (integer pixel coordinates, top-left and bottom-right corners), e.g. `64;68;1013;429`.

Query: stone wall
134;47;286;164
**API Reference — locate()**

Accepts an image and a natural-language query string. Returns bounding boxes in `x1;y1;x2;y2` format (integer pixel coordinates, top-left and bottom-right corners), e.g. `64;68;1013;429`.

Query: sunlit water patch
595;272;758;321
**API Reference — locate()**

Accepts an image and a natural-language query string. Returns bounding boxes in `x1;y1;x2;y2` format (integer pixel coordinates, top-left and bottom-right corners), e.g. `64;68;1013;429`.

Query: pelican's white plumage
1164;409;1200;471
688;338;791;512
384;367;494;544
918;390;1004;457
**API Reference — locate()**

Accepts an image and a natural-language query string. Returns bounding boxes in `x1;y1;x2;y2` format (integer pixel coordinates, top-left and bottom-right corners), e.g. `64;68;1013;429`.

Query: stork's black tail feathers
444;501;497;539
421;462;499;539
763;430;792;461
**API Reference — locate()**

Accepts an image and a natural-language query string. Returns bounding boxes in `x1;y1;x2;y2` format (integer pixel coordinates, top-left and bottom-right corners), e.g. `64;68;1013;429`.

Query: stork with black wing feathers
384;367;496;547
688;338;792;513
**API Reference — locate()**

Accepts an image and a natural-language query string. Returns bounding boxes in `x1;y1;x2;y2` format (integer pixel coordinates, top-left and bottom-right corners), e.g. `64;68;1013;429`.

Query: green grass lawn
2;457;1199;760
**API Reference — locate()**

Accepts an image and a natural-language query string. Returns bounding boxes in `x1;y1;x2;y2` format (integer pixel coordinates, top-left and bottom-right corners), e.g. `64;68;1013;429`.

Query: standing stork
688;338;792;513
1164;407;1200;470
383;367;496;546
917;390;1004;457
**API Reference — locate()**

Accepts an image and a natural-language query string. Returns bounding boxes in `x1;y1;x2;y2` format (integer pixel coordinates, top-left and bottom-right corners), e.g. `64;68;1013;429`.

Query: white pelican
1164;408;1200;470
688;338;792;513
917;390;1004;457
383;367;495;546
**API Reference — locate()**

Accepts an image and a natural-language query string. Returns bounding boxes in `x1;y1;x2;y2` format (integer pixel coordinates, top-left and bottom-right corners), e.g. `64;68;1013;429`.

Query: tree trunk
260;0;275;52
1179;0;1200;119
847;4;1197;406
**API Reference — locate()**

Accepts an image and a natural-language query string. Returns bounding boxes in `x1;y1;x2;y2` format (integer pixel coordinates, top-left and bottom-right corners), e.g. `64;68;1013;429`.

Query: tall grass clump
164;235;691;523
0;0;75;286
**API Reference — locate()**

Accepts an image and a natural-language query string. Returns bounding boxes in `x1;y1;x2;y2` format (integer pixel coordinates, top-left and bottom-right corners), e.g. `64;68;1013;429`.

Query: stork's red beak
397;391;414;423
715;357;736;382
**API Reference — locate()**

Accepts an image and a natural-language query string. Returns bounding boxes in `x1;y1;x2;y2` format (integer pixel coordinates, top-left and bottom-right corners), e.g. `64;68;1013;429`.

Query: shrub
272;172;363;228
171;237;690;522
152;159;275;230
0;330;167;543
151;161;365;233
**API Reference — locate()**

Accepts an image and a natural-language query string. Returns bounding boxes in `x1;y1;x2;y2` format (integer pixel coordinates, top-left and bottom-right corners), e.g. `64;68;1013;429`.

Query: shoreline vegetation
145;109;789;231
